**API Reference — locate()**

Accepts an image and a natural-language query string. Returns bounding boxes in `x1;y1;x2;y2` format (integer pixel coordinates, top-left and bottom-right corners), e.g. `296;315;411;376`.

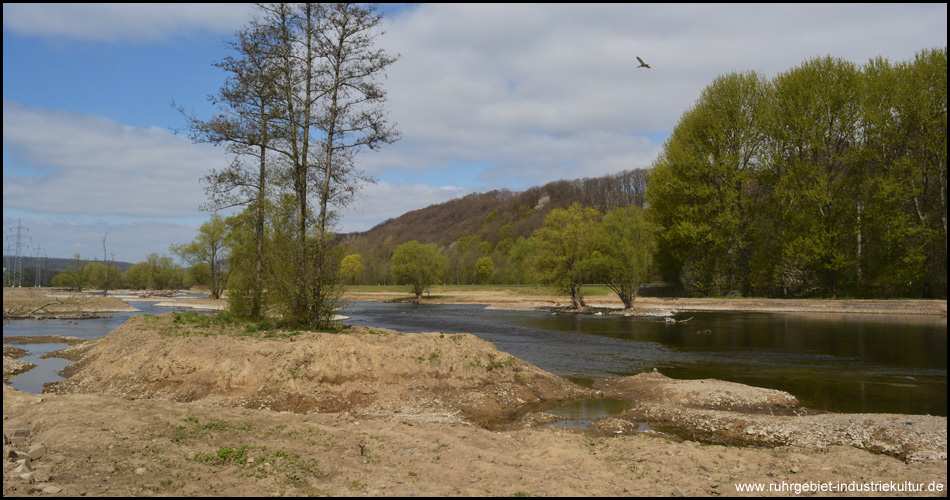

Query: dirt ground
2;288;947;496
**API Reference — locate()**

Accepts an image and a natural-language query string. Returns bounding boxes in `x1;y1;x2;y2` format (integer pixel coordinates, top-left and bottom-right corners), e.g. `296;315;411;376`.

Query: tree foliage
170;214;231;299
532;203;605;309
648;48;947;298
390;241;447;300
599;206;661;308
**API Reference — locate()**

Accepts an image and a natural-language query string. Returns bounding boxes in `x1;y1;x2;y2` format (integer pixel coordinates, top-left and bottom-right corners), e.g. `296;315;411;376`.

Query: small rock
134;467;147;475
9;428;30;438
14;459;33;474
710;482;720;489
790;466;800;474
42;485;62;495
27;443;46;461
672;486;685;497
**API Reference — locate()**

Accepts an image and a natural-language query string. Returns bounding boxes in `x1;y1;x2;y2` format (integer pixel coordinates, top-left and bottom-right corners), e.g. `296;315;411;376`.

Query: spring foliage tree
532;203;605;309
648;48;946;298
180;3;399;327
599;207;661;308
170;214;231;300
391;241;447;301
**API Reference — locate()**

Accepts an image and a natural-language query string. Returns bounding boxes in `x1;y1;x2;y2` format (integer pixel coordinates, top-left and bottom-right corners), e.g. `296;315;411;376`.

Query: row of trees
388;203;660;309
648;48;946;298
51;252;192;292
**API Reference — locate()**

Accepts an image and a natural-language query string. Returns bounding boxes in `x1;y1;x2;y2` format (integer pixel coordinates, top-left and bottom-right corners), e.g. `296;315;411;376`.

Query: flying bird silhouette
636;56;651;69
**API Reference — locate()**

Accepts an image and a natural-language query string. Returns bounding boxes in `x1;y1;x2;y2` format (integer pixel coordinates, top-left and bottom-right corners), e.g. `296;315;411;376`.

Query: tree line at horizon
42;46;948;312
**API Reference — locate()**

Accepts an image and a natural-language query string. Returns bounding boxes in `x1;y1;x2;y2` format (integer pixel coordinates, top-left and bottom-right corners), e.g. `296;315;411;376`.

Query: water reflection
9;343;71;393
540;398;637;429
342;302;947;416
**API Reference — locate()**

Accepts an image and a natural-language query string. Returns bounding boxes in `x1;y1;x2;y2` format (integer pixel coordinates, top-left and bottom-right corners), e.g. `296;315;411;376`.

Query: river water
4;299;946;417
341;302;947;417
3;298;195;393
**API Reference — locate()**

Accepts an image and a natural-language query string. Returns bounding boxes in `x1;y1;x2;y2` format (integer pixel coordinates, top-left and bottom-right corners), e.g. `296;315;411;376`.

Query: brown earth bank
343;286;948;316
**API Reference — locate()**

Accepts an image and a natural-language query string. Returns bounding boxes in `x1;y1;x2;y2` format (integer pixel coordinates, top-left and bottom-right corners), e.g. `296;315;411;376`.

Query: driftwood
663;316;694;324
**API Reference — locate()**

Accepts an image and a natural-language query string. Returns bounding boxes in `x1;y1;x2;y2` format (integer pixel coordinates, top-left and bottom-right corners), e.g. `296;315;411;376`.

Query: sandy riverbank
3;288;946;496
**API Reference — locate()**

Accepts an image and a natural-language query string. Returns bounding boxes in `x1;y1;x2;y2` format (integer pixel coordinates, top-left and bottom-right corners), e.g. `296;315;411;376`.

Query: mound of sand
597;372;947;462
48;313;593;427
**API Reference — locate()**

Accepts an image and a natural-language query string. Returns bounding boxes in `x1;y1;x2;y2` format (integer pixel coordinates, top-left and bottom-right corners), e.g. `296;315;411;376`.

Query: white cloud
372;3;946;190
3;101;226;218
2;3;253;42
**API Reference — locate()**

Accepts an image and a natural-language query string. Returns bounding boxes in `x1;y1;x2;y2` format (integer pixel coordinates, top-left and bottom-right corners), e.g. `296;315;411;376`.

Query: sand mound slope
598;372;947;461
49;313;592;426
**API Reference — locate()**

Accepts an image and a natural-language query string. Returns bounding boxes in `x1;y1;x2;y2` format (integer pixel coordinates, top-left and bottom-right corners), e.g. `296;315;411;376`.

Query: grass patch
197;445;251;465
155;311;313;340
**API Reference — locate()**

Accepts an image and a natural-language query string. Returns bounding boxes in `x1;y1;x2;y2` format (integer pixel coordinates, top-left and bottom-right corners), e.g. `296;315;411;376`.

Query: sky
3;3;947;264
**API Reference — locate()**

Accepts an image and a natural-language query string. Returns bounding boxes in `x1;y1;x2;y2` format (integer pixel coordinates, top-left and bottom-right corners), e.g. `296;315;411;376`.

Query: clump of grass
197;445;251;465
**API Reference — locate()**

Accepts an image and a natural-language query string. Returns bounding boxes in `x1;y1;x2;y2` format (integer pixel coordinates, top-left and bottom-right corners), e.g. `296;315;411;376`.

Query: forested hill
340;168;648;257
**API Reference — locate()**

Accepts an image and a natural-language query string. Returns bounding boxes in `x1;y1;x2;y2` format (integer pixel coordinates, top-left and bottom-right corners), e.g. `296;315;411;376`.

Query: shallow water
342;302;947;416
8;343;71;393
539;397;640;429
3;297;199;392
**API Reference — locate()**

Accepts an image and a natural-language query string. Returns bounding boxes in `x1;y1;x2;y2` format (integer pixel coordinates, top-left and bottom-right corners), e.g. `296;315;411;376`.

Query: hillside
341;168;649;266
2;256;135;287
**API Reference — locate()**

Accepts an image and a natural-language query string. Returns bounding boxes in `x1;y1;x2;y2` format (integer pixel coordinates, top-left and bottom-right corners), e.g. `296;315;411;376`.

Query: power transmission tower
34;245;45;287
6;220;30;288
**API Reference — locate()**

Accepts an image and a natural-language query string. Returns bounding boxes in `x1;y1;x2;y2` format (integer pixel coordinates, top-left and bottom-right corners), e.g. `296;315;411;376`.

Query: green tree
340;253;364;285
177;17;283;318
763;56;863;297
170;214;231;299
533;203;604;309
599;206;661;308
507;236;541;285
475;256;494;285
146;253;185;290
391;241;447;301
122;261;151;289
648;71;767;296
54;253;92;291
86;262;123;292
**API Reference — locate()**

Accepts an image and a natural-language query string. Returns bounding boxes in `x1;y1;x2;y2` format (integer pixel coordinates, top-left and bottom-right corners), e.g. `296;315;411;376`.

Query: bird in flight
636;56;651;69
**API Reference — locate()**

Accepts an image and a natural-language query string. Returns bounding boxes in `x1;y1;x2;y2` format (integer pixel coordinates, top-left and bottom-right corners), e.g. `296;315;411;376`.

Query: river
341;302;947;417
4;299;946;417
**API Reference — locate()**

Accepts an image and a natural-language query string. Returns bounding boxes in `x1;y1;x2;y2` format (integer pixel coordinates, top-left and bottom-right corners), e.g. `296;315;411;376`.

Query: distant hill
3;255;135;287
340;168;649;265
